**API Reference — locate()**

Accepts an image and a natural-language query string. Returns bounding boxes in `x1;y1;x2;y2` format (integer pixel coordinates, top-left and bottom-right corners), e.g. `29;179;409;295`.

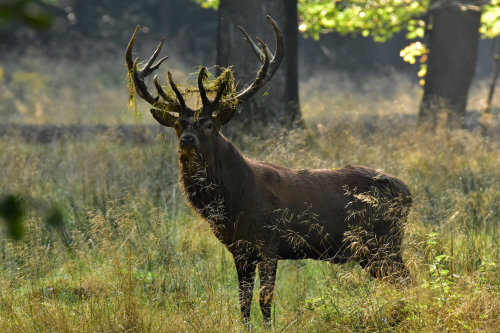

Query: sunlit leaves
194;0;498;40
480;0;500;38
298;0;429;42
406;18;426;39
400;41;427;64
400;41;428;85
193;0;220;10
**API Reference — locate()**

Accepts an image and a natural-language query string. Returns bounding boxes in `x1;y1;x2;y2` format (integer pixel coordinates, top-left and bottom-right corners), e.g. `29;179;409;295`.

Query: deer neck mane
179;133;252;223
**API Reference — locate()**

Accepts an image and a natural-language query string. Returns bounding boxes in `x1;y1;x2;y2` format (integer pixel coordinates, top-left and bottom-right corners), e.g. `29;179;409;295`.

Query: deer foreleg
258;258;278;325
234;257;256;322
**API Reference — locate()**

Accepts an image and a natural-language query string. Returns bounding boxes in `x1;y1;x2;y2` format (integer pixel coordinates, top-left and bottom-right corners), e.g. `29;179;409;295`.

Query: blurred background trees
1;0;499;129
298;0;499;128
1;0;217;62
201;0;499;129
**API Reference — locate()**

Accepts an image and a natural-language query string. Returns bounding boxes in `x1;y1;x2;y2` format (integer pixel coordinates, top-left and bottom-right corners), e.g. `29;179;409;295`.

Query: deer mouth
178;141;199;161
179;144;197;156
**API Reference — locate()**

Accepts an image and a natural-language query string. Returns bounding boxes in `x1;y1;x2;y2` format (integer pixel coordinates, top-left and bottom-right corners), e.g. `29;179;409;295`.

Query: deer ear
150;108;177;127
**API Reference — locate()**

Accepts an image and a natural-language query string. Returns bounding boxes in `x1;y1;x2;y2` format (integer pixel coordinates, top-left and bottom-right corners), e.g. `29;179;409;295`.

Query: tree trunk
217;0;301;129
419;0;482;129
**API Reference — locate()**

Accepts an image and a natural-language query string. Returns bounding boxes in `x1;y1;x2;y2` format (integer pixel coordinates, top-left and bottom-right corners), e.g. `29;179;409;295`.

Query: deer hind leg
356;218;411;284
382;253;412;285
258;258;278;325
359;249;412;285
234;256;257;322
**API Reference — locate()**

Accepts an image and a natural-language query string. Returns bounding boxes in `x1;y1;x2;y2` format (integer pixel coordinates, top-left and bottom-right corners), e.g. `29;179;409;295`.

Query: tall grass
0;54;499;331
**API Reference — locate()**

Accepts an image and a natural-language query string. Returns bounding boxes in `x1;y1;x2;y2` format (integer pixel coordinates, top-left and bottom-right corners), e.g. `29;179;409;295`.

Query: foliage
295;0;499;84
194;0;219;10
399;41;428;85
297;0;500;41
0;0;57;29
481;0;500;38
193;0;429;41
297;0;428;42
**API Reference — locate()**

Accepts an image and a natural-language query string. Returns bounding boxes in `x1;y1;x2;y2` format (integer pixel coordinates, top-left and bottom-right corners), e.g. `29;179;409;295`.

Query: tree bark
217;0;301;129
419;0;482;129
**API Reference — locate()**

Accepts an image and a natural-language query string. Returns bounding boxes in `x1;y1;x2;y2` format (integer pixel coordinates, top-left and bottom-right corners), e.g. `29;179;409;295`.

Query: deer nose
180;134;196;147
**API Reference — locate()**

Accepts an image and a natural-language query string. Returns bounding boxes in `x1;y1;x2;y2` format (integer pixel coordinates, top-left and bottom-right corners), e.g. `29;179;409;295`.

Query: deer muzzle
180;133;198;149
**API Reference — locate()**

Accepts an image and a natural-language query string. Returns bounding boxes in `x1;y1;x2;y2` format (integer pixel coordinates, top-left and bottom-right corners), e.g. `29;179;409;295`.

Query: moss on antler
195;66;237;108
126;69;142;120
127;65;238;116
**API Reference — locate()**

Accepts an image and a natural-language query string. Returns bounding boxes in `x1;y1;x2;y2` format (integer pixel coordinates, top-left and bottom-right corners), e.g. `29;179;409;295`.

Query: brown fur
179;130;412;323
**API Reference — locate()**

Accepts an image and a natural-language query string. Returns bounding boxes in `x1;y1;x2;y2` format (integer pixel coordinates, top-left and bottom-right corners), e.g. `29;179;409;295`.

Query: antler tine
126;25;178;113
125;26;140;70
150;108;179;127
167;72;187;109
266;15;284;73
237;26;264;62
198;67;210;106
257;36;273;62
217;44;269;126
253;39;271;87
232;36;271;104
145;39;168;74
131;58;164;106
253;16;284;85
212;81;226;106
229;15;284;105
153;74;176;104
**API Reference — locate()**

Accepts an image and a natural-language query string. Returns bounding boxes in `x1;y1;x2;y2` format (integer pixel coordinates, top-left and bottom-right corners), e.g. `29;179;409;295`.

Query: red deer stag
126;16;412;324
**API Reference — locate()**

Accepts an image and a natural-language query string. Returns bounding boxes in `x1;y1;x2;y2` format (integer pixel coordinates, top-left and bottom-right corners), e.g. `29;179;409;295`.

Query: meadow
0;51;499;332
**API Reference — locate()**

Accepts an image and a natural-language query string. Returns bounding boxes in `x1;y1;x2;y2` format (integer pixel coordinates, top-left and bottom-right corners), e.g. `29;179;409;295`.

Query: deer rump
181;139;412;268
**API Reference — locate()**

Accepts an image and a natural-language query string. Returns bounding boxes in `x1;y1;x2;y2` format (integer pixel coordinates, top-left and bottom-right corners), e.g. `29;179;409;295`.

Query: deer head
126;16;283;159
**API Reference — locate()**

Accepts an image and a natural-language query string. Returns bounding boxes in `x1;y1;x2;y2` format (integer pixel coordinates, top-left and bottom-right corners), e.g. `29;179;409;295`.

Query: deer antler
125;25;182;126
126;16;284;126
234;16;284;103
217;15;284;124
197;67;228;112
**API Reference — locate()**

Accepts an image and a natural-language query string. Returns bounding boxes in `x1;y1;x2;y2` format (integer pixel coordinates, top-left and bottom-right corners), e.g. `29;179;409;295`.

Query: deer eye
205;122;213;131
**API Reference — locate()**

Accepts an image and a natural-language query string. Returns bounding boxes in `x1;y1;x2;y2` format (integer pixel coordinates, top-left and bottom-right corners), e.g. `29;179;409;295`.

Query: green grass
0;53;499;332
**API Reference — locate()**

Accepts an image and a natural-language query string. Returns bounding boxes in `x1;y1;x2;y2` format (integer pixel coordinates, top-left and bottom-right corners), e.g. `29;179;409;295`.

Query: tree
198;0;301;129
481;0;500;114
419;0;482;128
298;0;499;129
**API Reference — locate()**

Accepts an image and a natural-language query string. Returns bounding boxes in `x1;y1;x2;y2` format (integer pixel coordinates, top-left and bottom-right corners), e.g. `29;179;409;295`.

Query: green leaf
298;0;430;42
480;2;500;38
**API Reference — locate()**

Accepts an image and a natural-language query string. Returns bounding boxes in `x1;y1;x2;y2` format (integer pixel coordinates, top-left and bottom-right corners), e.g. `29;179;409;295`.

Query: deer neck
179;133;253;223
